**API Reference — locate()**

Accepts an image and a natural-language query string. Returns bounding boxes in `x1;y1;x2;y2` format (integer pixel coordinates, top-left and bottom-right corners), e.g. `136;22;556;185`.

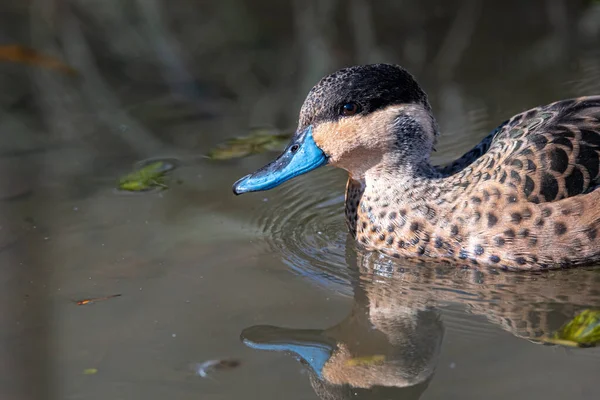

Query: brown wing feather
491;96;600;202
434;97;600;269
439;96;600;204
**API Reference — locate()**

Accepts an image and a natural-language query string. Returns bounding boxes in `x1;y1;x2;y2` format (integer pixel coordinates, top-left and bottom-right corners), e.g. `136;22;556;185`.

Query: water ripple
251;169;353;294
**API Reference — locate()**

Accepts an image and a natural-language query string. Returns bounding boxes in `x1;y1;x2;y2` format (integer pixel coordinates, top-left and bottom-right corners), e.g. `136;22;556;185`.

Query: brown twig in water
75;294;122;306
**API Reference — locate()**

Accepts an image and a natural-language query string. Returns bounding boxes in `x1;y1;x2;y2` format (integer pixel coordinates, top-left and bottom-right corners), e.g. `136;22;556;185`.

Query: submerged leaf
542;309;600;347
344;354;386;367
0;45;78;75
117;160;177;192
206;128;292;160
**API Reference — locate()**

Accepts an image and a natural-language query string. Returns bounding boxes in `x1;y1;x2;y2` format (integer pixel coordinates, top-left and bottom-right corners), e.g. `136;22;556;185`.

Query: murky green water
2;1;600;399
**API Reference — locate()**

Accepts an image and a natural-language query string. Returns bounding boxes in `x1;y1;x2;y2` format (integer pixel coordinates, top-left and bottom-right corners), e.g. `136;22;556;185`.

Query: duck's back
440;96;600;203
431;96;600;270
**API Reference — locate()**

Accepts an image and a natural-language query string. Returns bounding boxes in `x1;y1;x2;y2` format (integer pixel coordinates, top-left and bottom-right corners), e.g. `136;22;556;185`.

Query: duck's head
233;63;437;195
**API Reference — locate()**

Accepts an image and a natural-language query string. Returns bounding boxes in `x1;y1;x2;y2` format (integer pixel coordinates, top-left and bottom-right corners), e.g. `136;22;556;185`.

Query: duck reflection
242;288;442;399
241;247;600;399
354;253;600;344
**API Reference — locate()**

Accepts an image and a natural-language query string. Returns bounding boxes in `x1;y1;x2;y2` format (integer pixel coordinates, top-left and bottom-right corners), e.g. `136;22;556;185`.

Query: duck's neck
345;161;438;232
343;158;467;255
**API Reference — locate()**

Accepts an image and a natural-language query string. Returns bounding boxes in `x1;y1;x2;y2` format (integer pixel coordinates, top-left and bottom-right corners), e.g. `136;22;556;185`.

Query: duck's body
233;64;600;271
347;97;600;270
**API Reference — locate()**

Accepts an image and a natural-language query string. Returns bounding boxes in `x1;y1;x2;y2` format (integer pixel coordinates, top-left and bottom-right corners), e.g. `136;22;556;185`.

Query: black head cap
298;64;431;130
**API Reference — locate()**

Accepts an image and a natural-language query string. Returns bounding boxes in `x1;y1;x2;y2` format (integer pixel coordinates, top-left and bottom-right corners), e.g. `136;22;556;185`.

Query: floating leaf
344;354;386;367
206;128;292;160
0;45;78;75
83;368;98;375
542;309;600;347
117;160;177;192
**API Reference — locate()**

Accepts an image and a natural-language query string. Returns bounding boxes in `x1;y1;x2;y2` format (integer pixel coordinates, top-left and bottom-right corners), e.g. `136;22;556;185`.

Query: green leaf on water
206;128;292;160
83;368;98;375
542;309;600;347
117;160;177;192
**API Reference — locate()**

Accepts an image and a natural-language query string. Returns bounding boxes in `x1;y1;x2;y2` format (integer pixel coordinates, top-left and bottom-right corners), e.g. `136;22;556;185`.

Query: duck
232;63;600;271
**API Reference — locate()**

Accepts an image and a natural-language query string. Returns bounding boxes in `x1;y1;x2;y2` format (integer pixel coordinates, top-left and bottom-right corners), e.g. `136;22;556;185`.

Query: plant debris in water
541;309;600;347
191;359;241;378
206;128;292;160
75;294;122;306
344;354;386;367
117;160;177;192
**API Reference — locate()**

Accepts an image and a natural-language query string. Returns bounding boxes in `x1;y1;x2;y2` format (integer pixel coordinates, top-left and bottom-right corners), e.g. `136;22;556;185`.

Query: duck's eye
290;144;300;153
341;102;360;116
